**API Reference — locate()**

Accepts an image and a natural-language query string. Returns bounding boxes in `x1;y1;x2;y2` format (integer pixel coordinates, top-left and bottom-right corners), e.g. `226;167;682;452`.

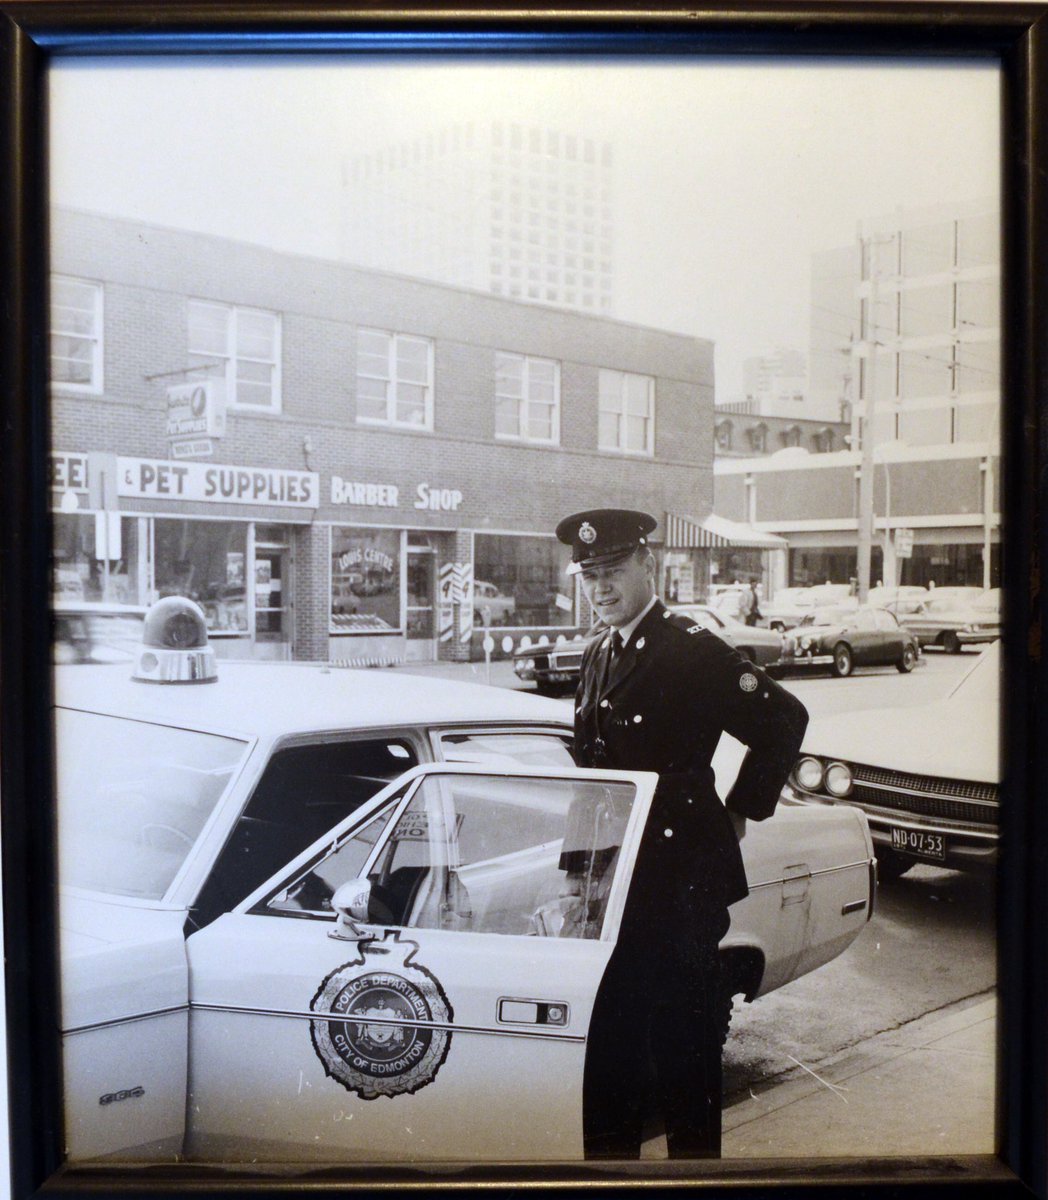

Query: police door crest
310;932;454;1099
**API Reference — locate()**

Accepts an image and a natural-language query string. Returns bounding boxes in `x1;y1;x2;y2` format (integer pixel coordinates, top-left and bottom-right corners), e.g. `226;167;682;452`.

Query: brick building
49;208;715;663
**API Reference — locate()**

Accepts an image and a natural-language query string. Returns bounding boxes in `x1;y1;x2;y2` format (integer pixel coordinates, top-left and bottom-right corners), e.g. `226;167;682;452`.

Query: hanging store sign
166;380;226;440
170;438;215;459
894;528;915;558
117;457;319;508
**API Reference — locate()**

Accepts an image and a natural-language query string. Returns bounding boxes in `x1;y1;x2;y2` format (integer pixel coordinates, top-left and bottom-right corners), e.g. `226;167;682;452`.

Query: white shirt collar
617;594;658;646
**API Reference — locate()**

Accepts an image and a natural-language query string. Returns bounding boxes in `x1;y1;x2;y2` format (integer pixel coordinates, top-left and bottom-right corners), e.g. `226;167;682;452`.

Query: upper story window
495;352;560;444
188;300;281;412
356;329;434;430
748;423;768;453
51;276;103;393
715;419;733;451
781;424;802;448
599;369;655;455
814;427;835;453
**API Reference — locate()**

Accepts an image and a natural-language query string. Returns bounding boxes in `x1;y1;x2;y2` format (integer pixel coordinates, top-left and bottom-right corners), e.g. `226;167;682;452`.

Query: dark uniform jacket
573;599;809;925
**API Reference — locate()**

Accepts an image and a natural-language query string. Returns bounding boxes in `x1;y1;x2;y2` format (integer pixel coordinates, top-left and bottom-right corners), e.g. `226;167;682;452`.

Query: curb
722;991;995;1158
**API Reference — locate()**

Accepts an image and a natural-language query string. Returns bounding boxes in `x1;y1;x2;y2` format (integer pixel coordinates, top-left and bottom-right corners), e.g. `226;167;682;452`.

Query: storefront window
52;513;143;605
789;547;882;588
331;528;401;634
474;534;573;627
154;519;249;634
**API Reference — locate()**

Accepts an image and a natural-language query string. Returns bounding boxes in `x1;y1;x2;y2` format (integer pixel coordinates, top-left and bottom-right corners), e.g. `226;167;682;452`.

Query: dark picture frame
1;2;1044;1196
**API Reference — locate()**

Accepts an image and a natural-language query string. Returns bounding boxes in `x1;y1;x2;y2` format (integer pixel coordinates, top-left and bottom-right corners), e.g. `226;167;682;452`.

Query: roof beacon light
133;597;218;684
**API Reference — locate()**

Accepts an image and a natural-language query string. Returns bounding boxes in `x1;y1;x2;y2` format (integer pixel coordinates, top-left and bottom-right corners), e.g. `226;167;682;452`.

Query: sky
49;56;1000;396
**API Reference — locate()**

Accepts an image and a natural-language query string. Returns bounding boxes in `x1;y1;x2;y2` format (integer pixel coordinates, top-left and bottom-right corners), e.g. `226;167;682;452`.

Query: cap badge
579;521;597;545
740;672;759;693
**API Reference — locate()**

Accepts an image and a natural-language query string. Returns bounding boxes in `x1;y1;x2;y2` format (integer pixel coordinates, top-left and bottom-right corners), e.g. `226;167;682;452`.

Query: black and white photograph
21;27;1015;1183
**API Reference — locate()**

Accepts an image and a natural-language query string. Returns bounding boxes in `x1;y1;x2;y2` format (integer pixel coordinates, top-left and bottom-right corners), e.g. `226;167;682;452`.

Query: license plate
890;828;946;861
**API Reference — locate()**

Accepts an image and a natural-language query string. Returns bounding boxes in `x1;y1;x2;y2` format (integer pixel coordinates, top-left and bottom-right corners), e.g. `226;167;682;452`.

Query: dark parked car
512;630;602;695
667;604;784;669
513;603;784;694
778;605;920;678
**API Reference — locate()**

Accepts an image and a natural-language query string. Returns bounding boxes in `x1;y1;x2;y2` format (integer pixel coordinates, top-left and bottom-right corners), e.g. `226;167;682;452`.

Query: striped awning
665;512;787;551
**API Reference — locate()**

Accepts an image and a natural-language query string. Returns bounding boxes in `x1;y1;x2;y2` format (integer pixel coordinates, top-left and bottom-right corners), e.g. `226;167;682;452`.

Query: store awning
665;512;788;550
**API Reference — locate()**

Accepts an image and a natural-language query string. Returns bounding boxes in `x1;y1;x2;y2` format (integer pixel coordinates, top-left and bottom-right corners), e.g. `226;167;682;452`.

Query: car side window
874;609;899;631
854;610;877;630
269;773;638;941
436;730;575;767
191;737;419;929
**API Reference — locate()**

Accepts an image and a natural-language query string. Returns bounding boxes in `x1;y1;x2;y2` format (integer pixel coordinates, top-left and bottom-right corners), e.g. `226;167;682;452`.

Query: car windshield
802;607;850;626
56;709;249;900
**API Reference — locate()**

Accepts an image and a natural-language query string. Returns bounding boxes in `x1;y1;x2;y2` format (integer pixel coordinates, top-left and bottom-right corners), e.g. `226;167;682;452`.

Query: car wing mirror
329;878;377;943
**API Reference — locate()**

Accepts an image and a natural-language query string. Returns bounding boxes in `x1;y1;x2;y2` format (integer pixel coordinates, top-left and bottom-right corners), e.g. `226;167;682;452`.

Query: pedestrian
746;580;762;626
736;579;754;624
554;508;809;1160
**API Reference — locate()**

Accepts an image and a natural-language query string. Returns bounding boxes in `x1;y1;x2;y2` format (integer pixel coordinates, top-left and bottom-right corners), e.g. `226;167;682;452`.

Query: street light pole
855;233;879;603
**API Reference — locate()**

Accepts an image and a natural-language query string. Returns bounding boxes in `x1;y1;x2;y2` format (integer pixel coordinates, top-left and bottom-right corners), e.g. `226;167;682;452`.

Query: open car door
184;763;657;1163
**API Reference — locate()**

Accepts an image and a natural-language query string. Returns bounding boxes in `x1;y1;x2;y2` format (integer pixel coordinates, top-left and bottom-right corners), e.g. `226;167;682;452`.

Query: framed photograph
1;3;1043;1196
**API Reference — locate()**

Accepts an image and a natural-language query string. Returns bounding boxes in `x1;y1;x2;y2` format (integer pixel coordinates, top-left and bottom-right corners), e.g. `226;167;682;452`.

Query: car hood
801;695;999;783
790;623;845;639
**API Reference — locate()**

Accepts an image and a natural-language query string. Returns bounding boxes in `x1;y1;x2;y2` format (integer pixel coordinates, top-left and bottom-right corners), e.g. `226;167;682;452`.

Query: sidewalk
721;992;996;1159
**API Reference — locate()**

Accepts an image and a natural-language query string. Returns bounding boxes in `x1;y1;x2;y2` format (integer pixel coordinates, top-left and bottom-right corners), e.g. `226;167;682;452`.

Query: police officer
555;508;808;1160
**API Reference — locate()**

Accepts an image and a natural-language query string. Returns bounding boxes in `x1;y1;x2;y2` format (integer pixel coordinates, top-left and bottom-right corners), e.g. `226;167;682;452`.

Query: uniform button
687;797;693;804
633;714;643;723
663;611;671;618
664;828;674;838
763;693;769;699
600;699;610;708
636;637;646;650
575;706;582;714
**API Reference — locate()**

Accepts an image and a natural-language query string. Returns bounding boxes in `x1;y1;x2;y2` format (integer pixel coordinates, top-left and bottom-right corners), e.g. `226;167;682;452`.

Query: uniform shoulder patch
663;610;704;633
739;671;759;693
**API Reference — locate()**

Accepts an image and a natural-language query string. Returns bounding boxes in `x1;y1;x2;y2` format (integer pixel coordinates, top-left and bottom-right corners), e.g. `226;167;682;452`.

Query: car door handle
498;997;570;1027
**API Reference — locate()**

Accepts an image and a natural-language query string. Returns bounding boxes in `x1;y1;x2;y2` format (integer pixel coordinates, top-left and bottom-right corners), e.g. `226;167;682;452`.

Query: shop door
254;527;293;660
406;544;436;663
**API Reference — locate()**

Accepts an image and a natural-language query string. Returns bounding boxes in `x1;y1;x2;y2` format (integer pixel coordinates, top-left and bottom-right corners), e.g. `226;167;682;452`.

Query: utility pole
855;232;877;603
855;229;893;602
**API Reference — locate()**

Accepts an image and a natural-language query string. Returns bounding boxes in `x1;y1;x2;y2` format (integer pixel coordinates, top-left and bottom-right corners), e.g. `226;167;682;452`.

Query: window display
474;534;574;627
52;512;143;605
154;518;249;633
331;528;401;633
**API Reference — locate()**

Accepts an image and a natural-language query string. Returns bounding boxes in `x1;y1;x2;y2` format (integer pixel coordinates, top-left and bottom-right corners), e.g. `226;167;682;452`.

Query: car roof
54;661;570;739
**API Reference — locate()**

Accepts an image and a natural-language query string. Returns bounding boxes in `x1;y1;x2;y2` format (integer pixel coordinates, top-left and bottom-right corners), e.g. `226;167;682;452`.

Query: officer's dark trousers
581;911;730;1160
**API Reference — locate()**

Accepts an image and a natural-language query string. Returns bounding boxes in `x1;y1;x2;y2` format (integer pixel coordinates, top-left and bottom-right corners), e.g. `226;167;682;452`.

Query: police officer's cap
556;509;657;575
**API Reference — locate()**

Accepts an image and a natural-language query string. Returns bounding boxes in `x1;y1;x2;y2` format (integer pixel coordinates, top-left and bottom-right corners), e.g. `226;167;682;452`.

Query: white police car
56;598;874;1164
